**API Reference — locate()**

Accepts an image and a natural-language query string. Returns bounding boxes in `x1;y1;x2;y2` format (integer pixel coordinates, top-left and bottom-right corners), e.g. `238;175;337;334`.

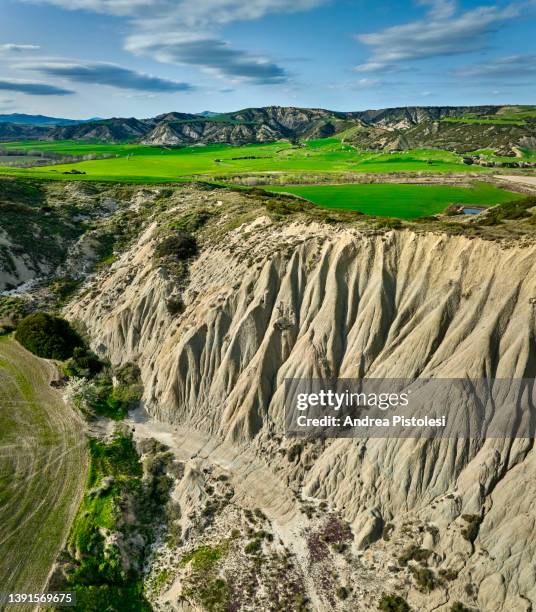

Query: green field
268;182;523;219
0;139;486;182
0;336;87;599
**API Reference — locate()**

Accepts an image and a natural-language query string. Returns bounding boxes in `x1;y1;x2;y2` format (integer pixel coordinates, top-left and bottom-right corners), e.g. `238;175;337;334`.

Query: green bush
244;539;262;555
49;277;82;303
64;346;104;378
15;312;83;360
155;231;197;261
378;593;411;611
398;545;432;567
410;566;438;592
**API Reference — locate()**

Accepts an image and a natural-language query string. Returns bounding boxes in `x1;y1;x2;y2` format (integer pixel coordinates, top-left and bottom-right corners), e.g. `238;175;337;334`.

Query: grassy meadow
0;336;87;597
268;182;524;219
0;138;486;182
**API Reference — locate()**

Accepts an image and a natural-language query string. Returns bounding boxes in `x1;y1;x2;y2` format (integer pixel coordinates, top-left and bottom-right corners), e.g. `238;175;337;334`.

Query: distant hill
1;105;535;155
0;113;99;126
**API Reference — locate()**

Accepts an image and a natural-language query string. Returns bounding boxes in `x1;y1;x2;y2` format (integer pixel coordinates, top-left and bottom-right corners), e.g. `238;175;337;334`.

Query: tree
15;312;83;360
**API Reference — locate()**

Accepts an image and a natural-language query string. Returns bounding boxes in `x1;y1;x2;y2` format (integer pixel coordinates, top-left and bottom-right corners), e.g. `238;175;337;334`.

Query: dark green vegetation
11;306;141;419
0;336;87;597
268;182;523;219
65;348;142;420
154;230;198;261
378;593;411;611
52;431;172;611
15;312;83;359
398;545;432;567
460;514;483;543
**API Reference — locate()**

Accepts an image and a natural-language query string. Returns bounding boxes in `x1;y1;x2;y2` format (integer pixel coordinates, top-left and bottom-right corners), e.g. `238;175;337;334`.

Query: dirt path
0;337;88;606
496;174;536;190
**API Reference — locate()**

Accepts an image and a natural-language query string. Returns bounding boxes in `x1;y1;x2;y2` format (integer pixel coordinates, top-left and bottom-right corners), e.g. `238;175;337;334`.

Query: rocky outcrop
348;120;536;156
66;187;536;610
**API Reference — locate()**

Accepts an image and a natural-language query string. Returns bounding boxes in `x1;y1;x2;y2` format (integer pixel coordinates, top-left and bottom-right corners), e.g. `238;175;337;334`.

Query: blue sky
0;0;535;118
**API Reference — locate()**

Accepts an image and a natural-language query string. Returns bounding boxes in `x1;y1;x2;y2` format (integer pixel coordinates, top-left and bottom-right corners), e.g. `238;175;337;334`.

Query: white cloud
0;43;41;52
23;0;327;85
356;1;524;72
25;0;326;27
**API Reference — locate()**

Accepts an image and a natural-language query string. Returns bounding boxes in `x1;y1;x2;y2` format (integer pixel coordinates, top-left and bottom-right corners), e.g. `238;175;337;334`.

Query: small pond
463;207;486;215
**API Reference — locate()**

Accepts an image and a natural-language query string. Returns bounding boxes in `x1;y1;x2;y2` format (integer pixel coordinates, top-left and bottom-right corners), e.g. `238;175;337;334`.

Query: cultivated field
268;182;524;219
0;336;87;601
0;139;492;182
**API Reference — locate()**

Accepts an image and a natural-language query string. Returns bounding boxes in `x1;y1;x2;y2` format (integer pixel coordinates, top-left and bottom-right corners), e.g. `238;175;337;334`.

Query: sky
0;0;535;118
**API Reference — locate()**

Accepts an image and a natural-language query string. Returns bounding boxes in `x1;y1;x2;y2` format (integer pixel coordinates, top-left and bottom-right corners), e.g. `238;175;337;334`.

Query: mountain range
1;105;535;155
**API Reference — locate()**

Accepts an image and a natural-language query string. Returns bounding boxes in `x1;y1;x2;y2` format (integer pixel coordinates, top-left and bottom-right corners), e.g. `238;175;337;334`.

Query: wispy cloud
0;78;74;95
18;60;194;92
25;0;326;26
355;0;525;72
0;43;41;52
23;0;326;85
454;54;536;78
125;34;288;84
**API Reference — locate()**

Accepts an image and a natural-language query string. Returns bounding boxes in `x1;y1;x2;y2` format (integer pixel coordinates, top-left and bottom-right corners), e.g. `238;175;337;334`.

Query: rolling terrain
1;99;536;611
60;182;536;611
0;336;87;600
1;105;535;155
1;177;536;609
0;139;522;184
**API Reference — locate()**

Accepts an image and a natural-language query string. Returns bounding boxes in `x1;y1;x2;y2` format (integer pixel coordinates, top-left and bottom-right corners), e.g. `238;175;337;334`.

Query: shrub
64;346;104;378
244;539;262;555
451;603;475;612
155;231;197;261
166;296;185;315
49;277;82;303
15;312;83;360
265;197;311;218
398;545;432;567
170;209;212;232
410;566;438;592
378;593;411;611
114;362;141;386
461;514;482;543
439;568;459;581
336;586;350;600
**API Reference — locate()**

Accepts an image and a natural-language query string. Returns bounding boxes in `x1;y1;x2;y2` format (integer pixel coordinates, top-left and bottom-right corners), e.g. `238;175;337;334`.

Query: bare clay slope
67;196;536;611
